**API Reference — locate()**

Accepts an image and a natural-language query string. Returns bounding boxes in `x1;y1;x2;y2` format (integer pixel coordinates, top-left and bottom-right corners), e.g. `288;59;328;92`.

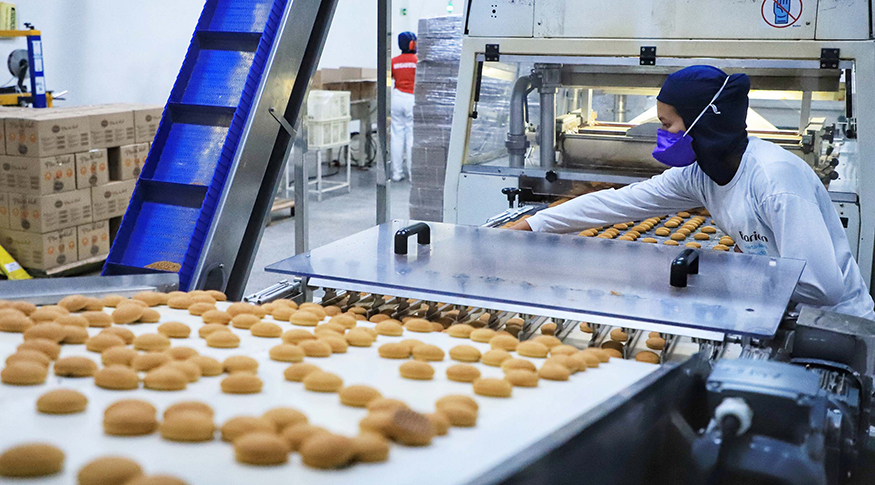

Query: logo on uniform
739;230;769;243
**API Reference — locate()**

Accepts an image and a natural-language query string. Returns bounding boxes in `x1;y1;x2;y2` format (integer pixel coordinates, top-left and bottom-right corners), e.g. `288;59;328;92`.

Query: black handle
670;248;699;288
502;187;520;208
395;223;431;255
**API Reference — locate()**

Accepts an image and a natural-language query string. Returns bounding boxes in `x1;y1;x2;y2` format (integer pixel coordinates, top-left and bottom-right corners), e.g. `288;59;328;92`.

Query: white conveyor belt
0;302;659;485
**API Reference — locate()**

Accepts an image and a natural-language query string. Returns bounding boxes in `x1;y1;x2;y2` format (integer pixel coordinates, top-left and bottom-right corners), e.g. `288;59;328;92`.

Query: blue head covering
398;31;417;54
657;66;750;185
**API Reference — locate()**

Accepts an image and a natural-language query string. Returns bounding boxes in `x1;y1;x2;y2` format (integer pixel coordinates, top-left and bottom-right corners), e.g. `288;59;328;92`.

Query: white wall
14;0;453;106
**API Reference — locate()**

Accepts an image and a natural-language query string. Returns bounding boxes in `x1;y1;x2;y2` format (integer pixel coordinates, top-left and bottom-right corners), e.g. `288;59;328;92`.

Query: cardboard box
0;153;76;195
0;227;77;270
108;143;148;181
0;192;8;229
75;149;109;189
133;105;163;143
5;110;90;157
320;68;344;83
310;70;323;89
9;189;93;233
85;106;136;149
339;67;378;81
91;179;136;220
77;220;110;260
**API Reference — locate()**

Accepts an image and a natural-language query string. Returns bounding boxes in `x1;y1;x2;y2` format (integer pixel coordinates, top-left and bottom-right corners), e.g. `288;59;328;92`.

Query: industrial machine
442;0;874;292
0;23;53;107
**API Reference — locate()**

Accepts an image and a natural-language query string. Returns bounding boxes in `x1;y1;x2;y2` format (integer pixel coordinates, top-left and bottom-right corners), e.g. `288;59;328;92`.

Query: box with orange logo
9;189;92;233
82;105;135;149
91;180;136;220
0;154;76;195
133;105;163;143
76;220;109;260
4;110;90;157
108;142;148;181
0;192;8;229
0;227;78;270
74;149;109;189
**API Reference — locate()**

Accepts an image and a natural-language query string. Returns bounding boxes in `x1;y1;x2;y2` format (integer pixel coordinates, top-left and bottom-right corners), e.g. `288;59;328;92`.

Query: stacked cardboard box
409;16;518;222
0;103;161;272
313;67;378;101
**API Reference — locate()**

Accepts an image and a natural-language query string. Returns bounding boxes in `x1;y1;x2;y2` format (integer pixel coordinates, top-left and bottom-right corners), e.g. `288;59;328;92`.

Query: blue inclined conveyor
103;0;338;294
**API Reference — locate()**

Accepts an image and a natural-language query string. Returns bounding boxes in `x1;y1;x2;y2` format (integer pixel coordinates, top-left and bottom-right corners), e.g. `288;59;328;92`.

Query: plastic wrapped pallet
409;16;516;222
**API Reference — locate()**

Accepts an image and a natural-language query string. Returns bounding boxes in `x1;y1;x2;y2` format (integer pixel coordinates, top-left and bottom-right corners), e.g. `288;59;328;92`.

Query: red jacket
392;53;417;94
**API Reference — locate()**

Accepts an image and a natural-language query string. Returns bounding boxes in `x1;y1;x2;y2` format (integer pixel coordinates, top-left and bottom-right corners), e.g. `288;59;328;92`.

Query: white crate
308;117;351;148
307;90;351;121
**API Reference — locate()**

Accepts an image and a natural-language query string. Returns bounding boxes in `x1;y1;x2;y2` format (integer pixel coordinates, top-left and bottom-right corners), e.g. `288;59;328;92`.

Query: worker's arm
523;167;702;233
762;193;845;306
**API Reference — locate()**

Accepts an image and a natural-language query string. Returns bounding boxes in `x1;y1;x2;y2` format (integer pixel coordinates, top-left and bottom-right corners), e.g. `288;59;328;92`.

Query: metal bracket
639;46;656;66
820;48;840;69
269;107;297;137
485;44;500;62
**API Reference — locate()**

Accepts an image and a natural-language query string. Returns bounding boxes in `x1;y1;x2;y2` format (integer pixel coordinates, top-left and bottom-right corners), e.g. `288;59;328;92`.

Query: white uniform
391;88;414;180
526;137;875;320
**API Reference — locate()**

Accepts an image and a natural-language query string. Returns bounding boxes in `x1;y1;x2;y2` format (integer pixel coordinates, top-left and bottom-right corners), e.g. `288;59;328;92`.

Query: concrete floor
243;166;411;296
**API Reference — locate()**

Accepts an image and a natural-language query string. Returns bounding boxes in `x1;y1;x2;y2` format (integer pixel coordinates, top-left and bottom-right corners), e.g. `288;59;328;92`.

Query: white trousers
391;89;414;179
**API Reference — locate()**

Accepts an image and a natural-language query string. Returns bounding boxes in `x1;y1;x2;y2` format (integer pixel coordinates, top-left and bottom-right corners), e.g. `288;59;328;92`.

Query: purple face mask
652;129;696;167
652;75;731;168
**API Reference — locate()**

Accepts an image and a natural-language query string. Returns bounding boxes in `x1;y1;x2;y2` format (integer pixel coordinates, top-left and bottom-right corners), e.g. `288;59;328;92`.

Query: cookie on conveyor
516;341;549;358
159;411;215;442
303;371;344;392
300;339;332;357
77;456;143;485
500;358;536;373
403;318;432;333
262;407;308;432
383;408;436;446
231;314;260;329
202;310;231;325
17;338;61;360
339;385;382;407
505;369;539;387
449;345;481;363
187;355;222;376
103;399;158;436
144;367;188;391
447;323;475;338
0;443;64;477
102;326;135;344
6;350;50;367
375;320;404;336
345;328;375;347
198;324;230;339
470;328;496;343
221;373;263;394
133;333;171;352
1;361;48;385
425;412;450;435
636;350;660;364
269;343;304;363
125;475;189;485
399;360;434;380
412;344;444;362
54;356;98;377
300;433;354;469
378;342;410;359
282;362;319;381
223;355;258;374
437;403;478;427
132;352;171;372
36;389;88;414
102;347;137;367
24;322;66;342
538;363;571;381
446;364;481;383
206;331;240;349
351;433;390;462
290;310;320;327
112;304;144;325
319;334;348;353
235;432;290;465
473;378;513;398
482;349;512;367
221;416;276;442
251;322;282;338
158;322;191;339
489;334;519;351
85;333;126;353
0;312;33;333
281;423;331;451
164;401;214;420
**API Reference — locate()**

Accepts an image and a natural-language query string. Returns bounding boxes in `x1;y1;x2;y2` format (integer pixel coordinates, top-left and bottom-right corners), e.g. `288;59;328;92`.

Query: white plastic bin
307;90;351;121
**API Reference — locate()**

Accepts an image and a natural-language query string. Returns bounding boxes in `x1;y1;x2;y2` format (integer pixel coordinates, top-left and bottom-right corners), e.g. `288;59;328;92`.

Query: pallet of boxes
0;103;162;276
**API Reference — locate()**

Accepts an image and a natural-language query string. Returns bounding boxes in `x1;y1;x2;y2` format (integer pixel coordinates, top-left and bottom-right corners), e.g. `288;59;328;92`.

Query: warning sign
762;0;802;28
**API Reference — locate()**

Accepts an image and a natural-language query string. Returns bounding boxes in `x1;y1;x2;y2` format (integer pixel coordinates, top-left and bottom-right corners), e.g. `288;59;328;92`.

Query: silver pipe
540;88;556;170
506;75;534;168
375;0;391;223
293;119;308;255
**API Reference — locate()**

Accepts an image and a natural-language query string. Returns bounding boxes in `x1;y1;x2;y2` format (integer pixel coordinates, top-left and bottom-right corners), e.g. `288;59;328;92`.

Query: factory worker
511;65;875;320
390;31;417;182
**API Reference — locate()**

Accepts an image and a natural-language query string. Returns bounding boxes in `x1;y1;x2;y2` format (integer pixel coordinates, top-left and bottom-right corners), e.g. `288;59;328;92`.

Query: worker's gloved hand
774;0;791;24
508;220;532;231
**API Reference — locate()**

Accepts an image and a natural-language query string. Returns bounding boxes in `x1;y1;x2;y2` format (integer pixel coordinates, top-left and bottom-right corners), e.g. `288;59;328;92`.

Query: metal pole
799;90;812;134
375;0;391;223
294;119;309;255
539;89;556;170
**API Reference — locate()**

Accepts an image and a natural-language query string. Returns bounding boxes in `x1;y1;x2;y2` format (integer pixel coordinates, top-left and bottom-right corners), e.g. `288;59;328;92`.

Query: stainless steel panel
0;273;179;304
266;221;805;337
